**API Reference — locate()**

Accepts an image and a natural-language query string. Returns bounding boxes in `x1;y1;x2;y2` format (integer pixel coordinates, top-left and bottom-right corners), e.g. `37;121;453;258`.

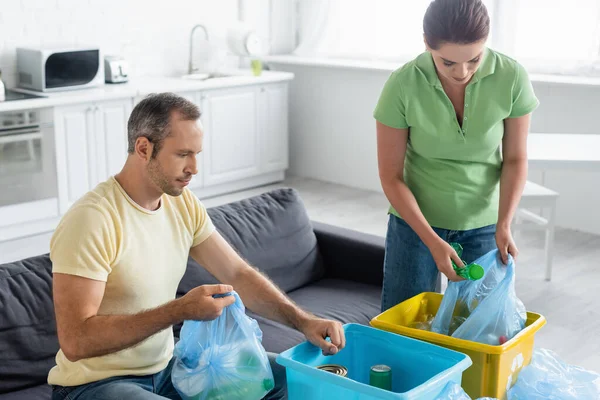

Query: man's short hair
127;92;200;157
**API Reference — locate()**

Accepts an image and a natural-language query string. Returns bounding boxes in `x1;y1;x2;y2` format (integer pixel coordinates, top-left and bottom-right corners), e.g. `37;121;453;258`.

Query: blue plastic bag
507;349;600;399
431;249;527;345
171;291;275;400
437;349;600;400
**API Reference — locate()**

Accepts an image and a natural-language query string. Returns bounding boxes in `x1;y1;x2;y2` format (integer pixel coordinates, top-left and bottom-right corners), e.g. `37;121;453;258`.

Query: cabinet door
258;84;289;173
95;99;132;181
202;87;260;186
54;103;95;214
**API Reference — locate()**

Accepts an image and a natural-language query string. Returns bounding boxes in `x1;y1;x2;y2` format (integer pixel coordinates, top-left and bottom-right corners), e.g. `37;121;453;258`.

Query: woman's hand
428;239;464;282
496;226;518;265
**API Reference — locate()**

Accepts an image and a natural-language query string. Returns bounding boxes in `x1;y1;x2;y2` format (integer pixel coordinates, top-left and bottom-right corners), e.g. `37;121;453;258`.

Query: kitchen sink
180;72;235;80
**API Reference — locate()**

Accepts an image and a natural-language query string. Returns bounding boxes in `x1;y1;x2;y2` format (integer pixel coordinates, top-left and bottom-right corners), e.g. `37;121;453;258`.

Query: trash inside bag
507;349;600;400
408;314;435;331
431;249;527;345
171;291;275;400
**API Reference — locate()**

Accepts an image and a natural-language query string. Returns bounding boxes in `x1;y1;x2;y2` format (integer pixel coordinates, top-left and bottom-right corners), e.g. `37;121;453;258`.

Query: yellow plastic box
370;292;546;400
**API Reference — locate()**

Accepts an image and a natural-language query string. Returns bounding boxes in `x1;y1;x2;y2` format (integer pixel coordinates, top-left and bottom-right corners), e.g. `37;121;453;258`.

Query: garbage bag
507;349;600;400
431;249;527;345
436;349;600;400
171;291;275;400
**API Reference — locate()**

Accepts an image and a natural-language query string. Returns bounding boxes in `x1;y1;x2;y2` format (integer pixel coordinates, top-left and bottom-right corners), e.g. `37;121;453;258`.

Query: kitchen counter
0;70;294;113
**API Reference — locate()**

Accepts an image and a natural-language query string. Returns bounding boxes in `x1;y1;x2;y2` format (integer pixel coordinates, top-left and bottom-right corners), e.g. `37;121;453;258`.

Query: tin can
317;364;348;377
370;364;392;390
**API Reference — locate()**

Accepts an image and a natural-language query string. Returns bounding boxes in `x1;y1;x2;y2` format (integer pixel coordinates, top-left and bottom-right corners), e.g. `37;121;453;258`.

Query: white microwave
16;46;104;92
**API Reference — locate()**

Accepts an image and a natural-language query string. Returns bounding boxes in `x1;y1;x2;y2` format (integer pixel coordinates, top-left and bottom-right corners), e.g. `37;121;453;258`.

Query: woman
375;0;539;312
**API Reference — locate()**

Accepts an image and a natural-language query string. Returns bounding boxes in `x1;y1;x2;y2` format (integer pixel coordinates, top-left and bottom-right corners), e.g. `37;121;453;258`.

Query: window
506;0;600;73
293;0;600;75
295;0;448;61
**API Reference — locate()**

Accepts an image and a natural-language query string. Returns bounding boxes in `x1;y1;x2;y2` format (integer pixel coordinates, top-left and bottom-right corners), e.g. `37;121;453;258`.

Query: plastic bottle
199;378;274;400
450;243;485;281
179;345;274;400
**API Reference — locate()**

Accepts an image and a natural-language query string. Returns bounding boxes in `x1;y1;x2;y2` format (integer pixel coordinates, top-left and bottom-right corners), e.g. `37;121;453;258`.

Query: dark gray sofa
0;188;384;399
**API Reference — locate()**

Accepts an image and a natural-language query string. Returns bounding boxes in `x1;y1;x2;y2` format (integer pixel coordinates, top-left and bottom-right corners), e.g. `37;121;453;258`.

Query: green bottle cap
450;242;484;281
467;263;485;280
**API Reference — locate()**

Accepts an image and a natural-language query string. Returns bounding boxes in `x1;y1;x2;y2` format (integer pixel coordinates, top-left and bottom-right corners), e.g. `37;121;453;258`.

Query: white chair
436;180;559;293
512;180;559;281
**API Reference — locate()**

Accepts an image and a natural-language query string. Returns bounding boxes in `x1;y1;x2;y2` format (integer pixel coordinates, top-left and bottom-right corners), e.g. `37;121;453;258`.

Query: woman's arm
377;121;463;281
497;114;532;263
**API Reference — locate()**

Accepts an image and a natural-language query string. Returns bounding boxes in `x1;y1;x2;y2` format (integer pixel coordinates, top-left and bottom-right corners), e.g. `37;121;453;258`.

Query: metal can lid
370;364;391;373
317;364;348;377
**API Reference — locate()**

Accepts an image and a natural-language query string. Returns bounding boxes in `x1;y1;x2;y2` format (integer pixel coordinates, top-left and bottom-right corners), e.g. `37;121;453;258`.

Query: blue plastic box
276;323;472;400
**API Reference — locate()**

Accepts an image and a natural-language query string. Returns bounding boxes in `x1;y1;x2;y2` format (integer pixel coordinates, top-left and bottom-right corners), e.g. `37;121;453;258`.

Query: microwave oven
16;46;104;92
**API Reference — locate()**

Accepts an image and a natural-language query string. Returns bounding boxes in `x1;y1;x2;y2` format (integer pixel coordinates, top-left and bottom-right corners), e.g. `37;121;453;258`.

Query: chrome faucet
188;24;209;74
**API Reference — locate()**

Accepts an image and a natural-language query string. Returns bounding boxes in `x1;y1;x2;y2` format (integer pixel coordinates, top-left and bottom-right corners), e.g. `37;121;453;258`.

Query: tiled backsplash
0;0;240;88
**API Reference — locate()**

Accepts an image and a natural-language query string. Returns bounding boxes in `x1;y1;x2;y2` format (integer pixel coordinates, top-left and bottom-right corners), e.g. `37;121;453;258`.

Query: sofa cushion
178;188;326;295
0;255;59;394
247;278;382;354
0;384;51;400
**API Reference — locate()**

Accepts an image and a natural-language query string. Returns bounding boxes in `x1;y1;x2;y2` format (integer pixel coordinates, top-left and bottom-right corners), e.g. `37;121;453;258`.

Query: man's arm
190;232;346;354
53;273;233;362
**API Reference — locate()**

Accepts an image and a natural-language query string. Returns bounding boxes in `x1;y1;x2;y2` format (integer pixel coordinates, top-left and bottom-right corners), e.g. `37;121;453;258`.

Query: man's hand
496;226;518;265
298;317;346;356
178;284;236;321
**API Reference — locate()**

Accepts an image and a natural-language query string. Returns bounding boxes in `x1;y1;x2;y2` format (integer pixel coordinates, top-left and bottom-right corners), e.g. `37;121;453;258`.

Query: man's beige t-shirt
48;177;215;387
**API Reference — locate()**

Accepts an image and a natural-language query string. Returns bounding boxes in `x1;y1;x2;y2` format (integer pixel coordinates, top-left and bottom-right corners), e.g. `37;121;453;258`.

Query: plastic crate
370;292;546;399
276;323;472;399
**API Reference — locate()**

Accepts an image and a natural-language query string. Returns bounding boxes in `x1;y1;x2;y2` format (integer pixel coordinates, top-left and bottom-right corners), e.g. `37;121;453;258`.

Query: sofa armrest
312;220;385;287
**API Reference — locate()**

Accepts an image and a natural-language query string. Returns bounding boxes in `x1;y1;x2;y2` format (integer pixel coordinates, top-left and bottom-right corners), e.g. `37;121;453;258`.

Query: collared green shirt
374;48;539;230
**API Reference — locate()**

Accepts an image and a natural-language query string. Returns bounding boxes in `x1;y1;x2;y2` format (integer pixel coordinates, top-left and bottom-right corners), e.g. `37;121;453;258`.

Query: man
49;93;346;400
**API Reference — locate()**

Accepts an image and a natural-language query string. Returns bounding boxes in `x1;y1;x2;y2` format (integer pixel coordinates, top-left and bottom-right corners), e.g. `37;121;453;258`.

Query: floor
3;175;599;372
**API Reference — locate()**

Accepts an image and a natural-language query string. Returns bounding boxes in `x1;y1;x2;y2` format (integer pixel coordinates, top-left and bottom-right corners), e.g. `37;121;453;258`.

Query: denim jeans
51;352;287;400
381;214;497;312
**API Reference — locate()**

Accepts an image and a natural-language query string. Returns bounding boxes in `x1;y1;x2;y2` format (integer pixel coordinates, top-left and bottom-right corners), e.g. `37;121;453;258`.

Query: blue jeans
51;352;287;400
381;214;497;312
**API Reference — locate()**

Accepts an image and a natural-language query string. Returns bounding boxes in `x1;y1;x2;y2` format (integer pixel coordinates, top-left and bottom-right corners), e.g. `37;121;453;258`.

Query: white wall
269;62;600;235
0;0;240;88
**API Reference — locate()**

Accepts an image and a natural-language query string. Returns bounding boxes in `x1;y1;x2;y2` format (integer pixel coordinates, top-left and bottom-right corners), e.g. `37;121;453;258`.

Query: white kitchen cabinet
54;103;93;214
0;73;293;245
258;83;289;173
201;87;261;186
54;98;131;213
95;100;132;180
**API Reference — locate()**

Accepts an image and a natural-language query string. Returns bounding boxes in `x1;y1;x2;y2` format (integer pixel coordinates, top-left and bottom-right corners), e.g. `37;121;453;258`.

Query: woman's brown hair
423;0;490;50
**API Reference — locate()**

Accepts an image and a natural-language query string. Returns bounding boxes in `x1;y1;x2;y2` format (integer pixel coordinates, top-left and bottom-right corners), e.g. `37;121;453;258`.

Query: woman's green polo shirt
374;48;539;231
